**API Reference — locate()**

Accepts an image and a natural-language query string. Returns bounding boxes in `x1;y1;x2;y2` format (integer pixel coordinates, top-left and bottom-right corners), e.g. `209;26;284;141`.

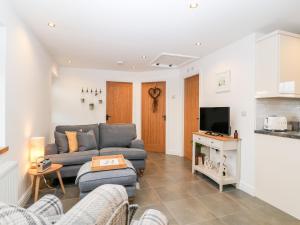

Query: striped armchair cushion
0;202;51;225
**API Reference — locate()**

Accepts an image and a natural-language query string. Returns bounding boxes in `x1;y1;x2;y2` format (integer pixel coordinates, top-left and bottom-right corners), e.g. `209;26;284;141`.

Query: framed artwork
216;70;231;93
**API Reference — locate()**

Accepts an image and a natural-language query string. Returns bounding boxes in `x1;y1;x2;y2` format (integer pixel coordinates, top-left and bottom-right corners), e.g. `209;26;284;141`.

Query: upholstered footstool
75;159;137;199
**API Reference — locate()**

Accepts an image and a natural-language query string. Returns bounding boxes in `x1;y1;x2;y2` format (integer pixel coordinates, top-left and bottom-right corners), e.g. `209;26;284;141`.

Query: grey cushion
129;139;144;149
77;130;97;151
100;147;147;160
55;132;69;154
56;124;100;148
46;150;99;166
45;143;58;155
77;161;137;193
99;123;137;148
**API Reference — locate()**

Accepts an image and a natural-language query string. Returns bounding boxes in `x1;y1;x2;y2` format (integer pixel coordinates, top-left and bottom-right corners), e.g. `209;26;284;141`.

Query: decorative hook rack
81;87;103;110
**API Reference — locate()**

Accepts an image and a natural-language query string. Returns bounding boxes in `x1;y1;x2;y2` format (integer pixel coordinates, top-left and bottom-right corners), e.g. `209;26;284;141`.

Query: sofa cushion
55;132;69;154
65;131;79;153
46;150;99;166
56;124;100;149
100;147;147;160
77;130;97;151
99;123;137;148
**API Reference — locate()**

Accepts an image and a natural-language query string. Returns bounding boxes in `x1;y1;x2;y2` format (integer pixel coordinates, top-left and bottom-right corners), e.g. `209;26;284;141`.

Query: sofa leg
138;169;145;177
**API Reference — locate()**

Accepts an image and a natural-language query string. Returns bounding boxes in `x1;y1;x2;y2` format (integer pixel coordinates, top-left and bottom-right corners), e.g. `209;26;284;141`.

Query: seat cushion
99;123;137;148
100;147;147;160
46;150;99;166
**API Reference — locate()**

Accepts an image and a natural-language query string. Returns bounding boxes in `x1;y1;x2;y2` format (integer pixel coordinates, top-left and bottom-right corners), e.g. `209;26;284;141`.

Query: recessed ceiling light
189;2;199;8
48;22;56;28
195;42;202;46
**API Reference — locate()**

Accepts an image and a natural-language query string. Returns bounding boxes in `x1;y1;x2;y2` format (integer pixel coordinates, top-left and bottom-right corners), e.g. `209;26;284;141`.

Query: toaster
264;116;287;131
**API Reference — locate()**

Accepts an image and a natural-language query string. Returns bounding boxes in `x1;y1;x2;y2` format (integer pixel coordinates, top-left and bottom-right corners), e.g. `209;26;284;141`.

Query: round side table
28;163;66;202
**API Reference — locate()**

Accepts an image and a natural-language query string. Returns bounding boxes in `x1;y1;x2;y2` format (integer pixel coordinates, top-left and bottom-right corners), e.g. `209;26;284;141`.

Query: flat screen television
200;107;230;135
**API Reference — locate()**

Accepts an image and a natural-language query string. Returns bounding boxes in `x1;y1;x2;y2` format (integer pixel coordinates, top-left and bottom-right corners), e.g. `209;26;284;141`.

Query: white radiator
0;161;18;204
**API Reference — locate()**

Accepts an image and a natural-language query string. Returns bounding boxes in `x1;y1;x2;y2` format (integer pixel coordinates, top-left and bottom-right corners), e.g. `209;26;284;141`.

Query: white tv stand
192;131;241;192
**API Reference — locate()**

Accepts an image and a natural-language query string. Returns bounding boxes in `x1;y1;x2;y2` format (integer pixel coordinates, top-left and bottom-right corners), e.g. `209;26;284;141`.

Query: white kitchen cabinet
255;30;300;98
255;134;300;219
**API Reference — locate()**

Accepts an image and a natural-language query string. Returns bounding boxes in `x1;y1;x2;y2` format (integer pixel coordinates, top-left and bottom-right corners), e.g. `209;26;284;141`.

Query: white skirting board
238;181;255;196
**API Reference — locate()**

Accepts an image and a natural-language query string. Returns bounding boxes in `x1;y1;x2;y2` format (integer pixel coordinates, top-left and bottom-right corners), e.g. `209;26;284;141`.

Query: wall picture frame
216;70;231;93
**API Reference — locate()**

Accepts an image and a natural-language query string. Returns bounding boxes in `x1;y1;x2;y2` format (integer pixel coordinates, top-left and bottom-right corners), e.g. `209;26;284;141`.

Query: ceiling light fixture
189;2;199;8
48;22;56;28
195;42;202;46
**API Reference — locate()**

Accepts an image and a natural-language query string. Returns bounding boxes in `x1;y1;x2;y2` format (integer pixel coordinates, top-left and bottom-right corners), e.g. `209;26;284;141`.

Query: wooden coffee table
28;163;66;202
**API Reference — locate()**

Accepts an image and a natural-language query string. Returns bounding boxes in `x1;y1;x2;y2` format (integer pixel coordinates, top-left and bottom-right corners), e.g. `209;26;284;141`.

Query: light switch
241;111;247;117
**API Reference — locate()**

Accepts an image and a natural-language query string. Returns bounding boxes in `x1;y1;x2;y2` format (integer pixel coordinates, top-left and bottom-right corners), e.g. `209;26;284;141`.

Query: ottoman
75;159;137;199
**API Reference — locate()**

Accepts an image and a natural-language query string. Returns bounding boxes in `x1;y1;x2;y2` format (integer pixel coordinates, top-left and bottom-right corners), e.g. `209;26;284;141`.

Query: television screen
200;107;230;135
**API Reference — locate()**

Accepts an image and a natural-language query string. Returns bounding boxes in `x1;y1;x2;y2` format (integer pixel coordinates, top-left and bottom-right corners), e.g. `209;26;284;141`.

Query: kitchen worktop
255;129;300;139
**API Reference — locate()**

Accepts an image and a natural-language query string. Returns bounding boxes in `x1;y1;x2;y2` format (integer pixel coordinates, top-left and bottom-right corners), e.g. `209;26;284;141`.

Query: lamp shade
30;137;45;163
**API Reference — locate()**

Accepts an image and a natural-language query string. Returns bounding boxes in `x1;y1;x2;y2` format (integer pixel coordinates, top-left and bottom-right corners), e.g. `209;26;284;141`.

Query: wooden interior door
142;82;166;153
184;75;199;160
106;81;133;124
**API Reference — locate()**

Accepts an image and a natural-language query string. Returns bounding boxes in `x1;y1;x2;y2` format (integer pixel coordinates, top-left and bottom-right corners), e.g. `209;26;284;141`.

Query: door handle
106;114;111;121
163;115;166;121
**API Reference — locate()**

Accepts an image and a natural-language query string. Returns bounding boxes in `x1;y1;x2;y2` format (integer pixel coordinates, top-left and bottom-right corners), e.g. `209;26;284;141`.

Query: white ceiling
10;0;300;71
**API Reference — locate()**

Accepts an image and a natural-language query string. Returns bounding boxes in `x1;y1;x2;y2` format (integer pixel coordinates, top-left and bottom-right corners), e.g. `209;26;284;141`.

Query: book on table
91;154;127;171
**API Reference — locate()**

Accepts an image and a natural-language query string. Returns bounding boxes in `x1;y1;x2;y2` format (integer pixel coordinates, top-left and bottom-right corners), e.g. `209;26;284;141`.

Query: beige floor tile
197;193;244;217
164;197;216;225
133;188;161;207
61;198;80;212
195;219;226;225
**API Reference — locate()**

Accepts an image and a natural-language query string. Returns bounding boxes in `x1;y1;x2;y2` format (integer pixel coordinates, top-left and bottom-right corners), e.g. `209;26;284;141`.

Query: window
0;25;6;146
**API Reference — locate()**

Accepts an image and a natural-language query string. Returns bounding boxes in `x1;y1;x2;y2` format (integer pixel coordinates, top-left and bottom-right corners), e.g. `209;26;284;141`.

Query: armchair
0;185;168;225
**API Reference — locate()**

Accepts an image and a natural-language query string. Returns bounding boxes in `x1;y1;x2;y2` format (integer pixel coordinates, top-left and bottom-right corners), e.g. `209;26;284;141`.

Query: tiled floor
27;153;300;225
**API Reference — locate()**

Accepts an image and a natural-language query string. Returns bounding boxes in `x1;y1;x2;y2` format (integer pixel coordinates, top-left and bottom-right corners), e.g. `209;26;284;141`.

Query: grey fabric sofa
0;185;168;225
45;123;147;178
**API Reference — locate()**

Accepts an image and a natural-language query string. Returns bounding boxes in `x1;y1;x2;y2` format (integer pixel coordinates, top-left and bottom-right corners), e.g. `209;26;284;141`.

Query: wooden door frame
141;81;166;153
106;81;133;124
184;74;200;160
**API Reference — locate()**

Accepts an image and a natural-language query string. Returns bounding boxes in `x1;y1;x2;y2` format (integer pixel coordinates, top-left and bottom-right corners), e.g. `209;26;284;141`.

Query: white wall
180;34;256;195
0;25;6;147
52;67;182;156
0;0;55;204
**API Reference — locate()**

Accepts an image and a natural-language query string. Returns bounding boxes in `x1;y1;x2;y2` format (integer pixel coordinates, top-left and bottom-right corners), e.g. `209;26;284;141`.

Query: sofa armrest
45;143;58;155
129;139;144;149
133;209;168;225
27;194;63;218
56;185;128;225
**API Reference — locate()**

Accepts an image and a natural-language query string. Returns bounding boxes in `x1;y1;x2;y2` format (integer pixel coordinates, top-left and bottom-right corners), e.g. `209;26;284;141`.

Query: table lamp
30;137;45;168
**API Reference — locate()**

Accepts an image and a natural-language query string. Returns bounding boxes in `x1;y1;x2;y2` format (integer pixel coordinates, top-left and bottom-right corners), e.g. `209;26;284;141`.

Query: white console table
192;131;241;192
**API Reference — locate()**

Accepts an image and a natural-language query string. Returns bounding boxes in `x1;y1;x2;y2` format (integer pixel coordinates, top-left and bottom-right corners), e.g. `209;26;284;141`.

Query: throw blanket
75;159;137;184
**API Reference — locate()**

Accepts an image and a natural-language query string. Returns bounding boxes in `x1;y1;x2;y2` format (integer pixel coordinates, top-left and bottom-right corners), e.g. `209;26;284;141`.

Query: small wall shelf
192;131;241;192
